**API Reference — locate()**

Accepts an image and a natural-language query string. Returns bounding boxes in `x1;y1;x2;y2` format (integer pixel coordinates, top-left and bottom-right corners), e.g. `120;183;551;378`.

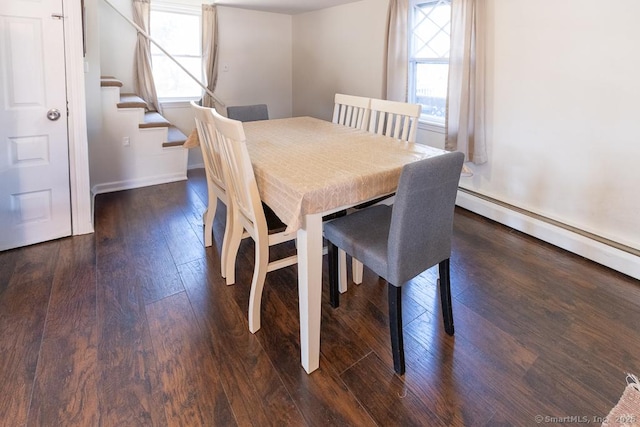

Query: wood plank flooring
1;167;639;426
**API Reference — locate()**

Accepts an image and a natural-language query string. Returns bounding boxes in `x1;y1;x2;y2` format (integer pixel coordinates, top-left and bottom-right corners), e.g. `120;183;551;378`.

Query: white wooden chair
191;101;233;279
351;99;423;285
332;93;371;130
211;109;297;333
368;98;422;143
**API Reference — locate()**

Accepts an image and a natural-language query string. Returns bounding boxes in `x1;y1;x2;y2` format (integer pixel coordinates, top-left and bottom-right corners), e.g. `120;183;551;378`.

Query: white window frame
408;0;451;128
150;1;203;103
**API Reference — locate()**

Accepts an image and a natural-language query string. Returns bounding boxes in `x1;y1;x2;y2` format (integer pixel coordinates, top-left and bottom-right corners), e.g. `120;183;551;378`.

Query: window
408;0;451;125
150;3;202;100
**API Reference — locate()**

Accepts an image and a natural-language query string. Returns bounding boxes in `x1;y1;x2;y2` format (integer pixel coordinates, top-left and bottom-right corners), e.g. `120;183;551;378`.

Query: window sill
158;97;200;109
418;120;446;134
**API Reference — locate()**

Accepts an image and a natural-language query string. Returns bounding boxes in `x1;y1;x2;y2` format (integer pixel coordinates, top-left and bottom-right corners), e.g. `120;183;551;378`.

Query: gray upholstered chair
324;151;465;375
226;104;269;122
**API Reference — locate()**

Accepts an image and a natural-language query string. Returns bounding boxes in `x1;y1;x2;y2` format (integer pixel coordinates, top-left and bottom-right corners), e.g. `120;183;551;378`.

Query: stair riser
98;81;188;194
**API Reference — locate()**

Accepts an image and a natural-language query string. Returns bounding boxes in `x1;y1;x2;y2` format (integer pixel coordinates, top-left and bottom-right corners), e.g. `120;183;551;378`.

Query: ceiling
212;0;362;15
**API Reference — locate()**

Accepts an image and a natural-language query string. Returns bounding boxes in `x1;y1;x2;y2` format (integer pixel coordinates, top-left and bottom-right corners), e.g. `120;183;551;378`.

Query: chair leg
328;242;340;308
326;210;349;293
352;258;363;284
438;259;455;336
224;215;244;285
203;198;217;248
388;283;405;375
248;234;269;334
219;201;232;278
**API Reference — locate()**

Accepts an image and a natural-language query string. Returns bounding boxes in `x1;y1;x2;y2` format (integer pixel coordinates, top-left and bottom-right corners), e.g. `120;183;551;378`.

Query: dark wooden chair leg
388;283;405;375
328;242;340;308
438;258;454;336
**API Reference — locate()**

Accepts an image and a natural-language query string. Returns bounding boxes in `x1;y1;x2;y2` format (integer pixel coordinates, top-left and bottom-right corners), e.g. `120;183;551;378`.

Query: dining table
242;116;448;374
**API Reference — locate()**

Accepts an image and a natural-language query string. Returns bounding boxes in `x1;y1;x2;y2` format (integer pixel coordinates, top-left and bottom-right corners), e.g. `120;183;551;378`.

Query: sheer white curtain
201;4;219;109
132;0;160;113
446;0;487;164
385;0;409;102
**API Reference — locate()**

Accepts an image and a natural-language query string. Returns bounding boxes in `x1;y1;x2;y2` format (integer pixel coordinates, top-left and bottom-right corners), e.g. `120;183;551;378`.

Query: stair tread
100;77;123;88
140;112;171;128
163;125;188;148
118;94;148;109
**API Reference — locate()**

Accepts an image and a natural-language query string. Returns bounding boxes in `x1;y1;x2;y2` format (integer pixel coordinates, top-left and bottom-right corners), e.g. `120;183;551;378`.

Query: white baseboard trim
456;190;640;280
91;172;188;197
188;162;205;170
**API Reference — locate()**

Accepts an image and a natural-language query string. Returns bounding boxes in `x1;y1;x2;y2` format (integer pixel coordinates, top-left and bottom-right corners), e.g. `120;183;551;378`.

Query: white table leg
296;213;324;374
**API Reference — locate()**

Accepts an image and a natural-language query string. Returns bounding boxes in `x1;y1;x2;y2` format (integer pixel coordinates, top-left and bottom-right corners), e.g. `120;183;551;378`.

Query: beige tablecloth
243;117;447;234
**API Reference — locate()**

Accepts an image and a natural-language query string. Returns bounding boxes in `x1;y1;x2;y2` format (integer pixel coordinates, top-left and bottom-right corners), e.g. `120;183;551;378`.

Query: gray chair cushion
226;104;269;122
324;205;392;281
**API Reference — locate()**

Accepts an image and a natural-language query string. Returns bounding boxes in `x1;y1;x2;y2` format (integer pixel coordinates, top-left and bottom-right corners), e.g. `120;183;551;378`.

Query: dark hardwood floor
1;168;639;426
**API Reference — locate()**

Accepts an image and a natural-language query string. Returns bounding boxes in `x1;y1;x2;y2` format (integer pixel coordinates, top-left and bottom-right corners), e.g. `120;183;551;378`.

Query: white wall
84;0;103;138
466;0;640;251
98;0;137;94
292;0;388;120
292;0;639;277
216;7;292;119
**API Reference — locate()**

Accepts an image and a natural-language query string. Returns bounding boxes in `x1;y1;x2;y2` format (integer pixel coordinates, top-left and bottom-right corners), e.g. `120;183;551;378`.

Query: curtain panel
445;0;487;164
201;4;219;109
385;0;409;102
132;0;160;113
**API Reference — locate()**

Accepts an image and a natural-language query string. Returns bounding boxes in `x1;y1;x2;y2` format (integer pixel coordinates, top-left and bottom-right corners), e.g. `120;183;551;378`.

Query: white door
0;0;71;251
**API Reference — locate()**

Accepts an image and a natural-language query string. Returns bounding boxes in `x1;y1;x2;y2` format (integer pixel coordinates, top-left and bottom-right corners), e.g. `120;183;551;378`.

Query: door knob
47;109;61;121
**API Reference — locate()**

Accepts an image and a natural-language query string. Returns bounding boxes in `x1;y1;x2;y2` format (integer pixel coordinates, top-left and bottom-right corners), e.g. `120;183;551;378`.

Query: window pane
150;11;200;56
427;2;451;28
409;0;451;122
152;56;202;98
150;7;202;99
415;62;448;120
413;29;450;58
411;0;451;59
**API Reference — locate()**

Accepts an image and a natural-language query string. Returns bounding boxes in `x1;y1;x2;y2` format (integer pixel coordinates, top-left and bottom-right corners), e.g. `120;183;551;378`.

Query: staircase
93;76;189;195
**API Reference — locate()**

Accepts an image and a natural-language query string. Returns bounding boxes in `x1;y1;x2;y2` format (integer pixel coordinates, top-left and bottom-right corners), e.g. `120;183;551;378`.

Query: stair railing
102;0;225;108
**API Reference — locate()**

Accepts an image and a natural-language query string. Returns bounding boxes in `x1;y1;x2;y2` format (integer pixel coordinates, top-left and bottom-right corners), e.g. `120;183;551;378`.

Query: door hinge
51;13;64;20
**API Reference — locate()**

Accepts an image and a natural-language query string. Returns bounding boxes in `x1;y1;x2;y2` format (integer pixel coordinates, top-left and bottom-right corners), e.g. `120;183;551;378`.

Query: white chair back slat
344;105;354;127
333;93;371;130
340;106;350;126
373;110;384;135
368;98;422;143
332;103;340;123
